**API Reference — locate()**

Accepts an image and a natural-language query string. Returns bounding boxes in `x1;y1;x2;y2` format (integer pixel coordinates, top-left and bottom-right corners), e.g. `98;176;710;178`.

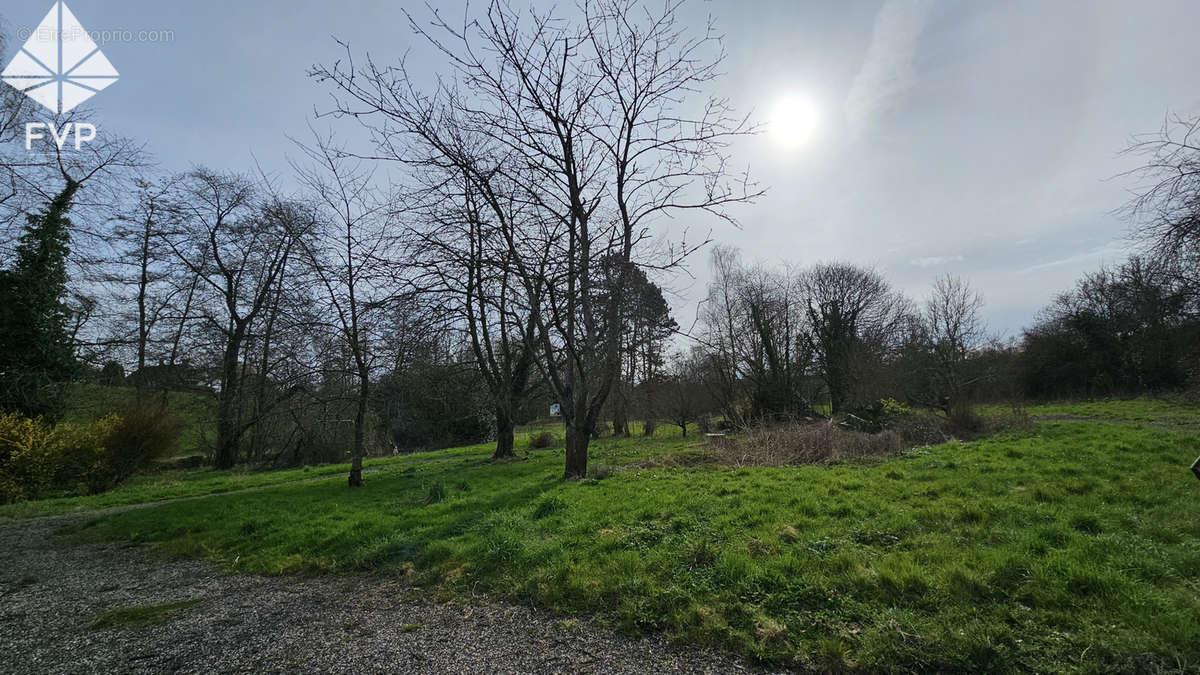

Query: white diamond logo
1;1;118;114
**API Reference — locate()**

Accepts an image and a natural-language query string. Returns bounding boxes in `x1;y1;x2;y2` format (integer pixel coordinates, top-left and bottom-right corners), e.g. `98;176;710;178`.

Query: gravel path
0;517;781;674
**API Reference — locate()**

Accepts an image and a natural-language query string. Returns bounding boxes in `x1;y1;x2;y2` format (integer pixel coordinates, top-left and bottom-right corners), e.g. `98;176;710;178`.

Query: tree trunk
564;423;589;479
612;400;629;437
828;363;848;416
349;373;368;488
214;337;243;469
493;406;515;459
643;418;657;437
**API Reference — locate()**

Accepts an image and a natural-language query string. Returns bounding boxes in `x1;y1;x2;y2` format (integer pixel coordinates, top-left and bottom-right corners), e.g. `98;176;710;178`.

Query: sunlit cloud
845;0;935;140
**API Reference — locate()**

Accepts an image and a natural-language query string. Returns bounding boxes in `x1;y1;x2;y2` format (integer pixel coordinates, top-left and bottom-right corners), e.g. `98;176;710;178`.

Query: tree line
1;4;1198;489
0;1;755;483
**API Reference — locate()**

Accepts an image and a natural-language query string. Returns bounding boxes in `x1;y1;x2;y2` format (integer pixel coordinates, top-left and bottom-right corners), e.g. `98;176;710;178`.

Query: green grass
1016;396;1200;426
0;447;502;520
72;414;1200;671
0;422;646;520
89;599;205;629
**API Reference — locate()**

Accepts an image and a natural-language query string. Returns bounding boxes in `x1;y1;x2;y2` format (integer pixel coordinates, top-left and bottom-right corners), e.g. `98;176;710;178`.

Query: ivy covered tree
0;181;80;418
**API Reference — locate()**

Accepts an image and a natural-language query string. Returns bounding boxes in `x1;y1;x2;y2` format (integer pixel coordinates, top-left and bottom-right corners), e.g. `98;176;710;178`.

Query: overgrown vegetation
73;410;1200;672
527;431;559;450
62;384;214;462
0;401;183;503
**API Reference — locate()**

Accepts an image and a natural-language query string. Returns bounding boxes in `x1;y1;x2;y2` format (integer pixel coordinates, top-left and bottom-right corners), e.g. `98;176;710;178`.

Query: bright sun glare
770;94;819;150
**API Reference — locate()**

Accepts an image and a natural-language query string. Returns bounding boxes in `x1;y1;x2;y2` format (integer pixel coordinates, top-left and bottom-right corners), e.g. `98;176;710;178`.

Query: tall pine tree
0;180;80;418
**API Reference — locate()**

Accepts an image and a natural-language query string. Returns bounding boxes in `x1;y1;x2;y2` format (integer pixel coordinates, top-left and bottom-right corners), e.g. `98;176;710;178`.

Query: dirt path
0;517;778;674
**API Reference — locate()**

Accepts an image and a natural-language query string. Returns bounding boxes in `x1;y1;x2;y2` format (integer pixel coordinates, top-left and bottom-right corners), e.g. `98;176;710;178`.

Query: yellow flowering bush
0;412;121;503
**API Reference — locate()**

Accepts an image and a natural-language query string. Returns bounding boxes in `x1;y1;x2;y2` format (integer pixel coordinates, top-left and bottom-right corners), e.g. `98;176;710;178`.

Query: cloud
845;0;935;139
1017;242;1126;274
910;254;963;268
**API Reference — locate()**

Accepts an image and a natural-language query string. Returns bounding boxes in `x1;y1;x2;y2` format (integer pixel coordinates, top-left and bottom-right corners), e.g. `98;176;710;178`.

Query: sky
3;0;1199;338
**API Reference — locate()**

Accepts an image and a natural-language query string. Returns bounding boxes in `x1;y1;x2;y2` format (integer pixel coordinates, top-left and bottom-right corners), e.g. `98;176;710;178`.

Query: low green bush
845;398;913;432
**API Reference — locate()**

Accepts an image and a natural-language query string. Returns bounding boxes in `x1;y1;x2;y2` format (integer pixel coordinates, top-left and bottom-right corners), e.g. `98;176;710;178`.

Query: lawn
1018;396;1200;426
64;412;1200;672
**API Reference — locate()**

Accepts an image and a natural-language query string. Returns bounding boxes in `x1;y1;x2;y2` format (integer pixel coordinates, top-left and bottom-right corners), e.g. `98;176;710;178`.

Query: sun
770;94;819;149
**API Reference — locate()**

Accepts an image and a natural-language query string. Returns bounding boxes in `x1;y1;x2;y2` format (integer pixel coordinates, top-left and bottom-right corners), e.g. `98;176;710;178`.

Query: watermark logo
1;1;118;115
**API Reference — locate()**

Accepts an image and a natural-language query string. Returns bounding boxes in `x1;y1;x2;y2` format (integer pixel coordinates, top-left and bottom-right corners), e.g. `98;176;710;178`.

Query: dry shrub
949;402;1032;439
981;406;1033;435
947;400;986;436
527;431;559;450
102;400;185;485
889;413;951;446
710;421;905;467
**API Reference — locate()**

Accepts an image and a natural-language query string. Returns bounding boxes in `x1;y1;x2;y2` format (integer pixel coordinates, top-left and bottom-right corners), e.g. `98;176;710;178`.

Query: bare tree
162;170;302;468
292;131;395;486
1123;113;1200;298
923;274;986;411
410;170;542;460
660;347;711;438
0;31;40;242
100;175;188;391
696;245;751;425
0;94;144;416
314;0;759;477
696;246;814;424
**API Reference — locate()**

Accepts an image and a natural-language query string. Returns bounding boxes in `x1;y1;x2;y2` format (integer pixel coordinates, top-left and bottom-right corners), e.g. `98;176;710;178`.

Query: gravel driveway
0;516;780;674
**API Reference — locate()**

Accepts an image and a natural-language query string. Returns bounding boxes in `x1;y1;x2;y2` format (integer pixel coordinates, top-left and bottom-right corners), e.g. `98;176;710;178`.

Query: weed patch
90;599;204;630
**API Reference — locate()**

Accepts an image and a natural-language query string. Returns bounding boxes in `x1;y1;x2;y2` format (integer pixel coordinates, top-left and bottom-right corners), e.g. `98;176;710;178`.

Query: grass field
0;459;384;520
1019;396;1200;426
31;400;1194;672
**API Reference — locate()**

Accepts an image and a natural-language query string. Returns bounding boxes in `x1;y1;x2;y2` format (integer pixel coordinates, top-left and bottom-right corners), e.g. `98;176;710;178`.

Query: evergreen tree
0;181;80;418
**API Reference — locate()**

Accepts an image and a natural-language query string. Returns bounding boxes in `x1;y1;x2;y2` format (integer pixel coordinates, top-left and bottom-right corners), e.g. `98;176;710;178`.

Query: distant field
1017;397;1200;426
50;402;1200;672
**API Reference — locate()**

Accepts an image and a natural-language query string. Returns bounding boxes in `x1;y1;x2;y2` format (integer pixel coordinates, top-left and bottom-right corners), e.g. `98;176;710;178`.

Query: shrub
844;398;913;432
0;413;58;502
712;421;904;467
101;401;184;487
888;413;950;446
528;431;559;449
0;412;118;503
56;414;123;495
0;404;181;503
947;400;985;436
